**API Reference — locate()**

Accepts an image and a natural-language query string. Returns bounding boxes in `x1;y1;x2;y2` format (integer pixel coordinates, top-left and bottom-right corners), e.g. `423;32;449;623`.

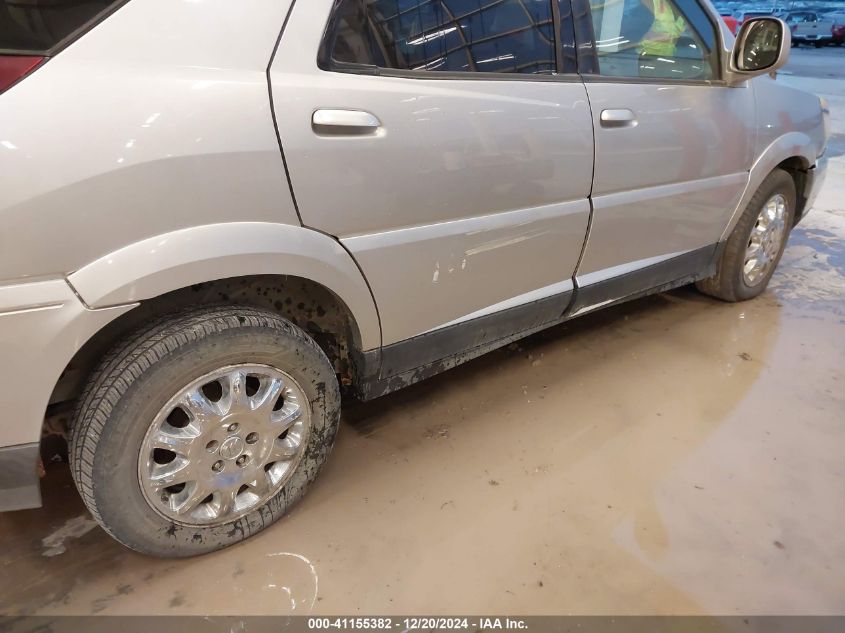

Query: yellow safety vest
640;0;686;57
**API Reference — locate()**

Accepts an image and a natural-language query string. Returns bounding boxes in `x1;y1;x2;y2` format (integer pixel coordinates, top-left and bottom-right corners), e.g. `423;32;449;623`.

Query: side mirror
728;17;790;83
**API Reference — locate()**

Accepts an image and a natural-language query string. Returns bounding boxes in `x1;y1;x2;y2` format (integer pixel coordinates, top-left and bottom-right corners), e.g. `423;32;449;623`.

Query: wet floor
3;50;845;618
2;206;843;615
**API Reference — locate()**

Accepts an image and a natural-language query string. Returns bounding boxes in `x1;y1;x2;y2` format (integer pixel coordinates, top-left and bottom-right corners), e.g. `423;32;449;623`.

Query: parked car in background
735;10;774;24
824;12;845;45
784;11;835;47
0;0;830;558
721;12;739;34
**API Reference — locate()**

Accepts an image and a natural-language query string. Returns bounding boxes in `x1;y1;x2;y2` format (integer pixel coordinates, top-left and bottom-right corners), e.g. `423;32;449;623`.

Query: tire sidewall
88;320;339;557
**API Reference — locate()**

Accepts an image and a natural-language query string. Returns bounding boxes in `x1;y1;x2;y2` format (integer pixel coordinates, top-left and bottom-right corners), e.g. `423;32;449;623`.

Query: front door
573;0;755;309
270;0;595;351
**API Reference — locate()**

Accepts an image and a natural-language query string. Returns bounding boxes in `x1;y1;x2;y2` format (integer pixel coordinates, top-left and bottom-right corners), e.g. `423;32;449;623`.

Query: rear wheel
696;169;795;302
69;305;341;557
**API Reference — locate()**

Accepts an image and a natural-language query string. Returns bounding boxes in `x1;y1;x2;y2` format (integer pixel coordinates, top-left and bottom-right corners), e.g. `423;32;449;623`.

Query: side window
587;0;717;80
323;0;557;75
786;13;810;24
1;0;123;54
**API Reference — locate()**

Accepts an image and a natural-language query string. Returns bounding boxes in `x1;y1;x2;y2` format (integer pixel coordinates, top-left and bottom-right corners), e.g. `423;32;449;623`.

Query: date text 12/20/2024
308;619;528;630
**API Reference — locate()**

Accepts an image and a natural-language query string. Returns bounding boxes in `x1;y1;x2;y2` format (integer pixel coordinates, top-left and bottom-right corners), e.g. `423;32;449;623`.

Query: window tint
1;0;120;54
325;0;557;75
587;0;716;80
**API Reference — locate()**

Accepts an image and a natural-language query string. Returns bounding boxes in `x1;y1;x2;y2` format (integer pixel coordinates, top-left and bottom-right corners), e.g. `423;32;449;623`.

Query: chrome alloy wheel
138;364;310;526
743;193;788;286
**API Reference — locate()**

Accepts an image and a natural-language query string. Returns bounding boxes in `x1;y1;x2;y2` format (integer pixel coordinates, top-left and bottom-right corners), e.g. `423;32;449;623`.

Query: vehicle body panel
576;82;754;281
342;201;585;345
718;76;828;241
0;278;133;511
270;0;595;345
68;222;382;350
0;442;41;511
0;0;298;283
0;279;134;450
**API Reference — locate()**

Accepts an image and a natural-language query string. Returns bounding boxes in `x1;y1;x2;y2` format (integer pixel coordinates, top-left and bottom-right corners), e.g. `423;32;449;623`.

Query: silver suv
0;0;829;556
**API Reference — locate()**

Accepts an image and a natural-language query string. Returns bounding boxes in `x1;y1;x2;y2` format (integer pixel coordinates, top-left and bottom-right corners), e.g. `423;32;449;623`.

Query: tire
69;305;341;557
696;169;795;302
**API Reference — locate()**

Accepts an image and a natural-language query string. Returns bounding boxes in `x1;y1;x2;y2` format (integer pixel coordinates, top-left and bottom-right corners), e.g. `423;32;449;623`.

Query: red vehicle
828;13;845;45
721;12;739;35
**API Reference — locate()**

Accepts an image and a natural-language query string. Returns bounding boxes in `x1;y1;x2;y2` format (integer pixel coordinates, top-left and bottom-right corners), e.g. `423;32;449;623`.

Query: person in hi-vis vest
638;0;687;57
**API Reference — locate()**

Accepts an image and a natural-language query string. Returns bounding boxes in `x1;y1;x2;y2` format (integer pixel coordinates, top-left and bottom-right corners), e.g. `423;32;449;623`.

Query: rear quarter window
1;0;124;54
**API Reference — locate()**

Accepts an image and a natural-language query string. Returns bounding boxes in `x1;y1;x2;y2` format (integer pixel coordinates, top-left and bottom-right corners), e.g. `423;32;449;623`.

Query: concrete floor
1;49;844;617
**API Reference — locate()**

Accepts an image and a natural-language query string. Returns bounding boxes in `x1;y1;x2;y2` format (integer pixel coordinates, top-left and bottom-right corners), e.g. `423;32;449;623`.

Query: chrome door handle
312;109;381;135
600;109;637;128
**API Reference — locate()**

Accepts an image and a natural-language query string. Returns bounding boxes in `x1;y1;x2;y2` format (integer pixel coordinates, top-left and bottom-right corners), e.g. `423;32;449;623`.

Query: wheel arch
720;133;817;243
43;272;375;453
43;223;383;451
66;222;381;350
774;156;812;226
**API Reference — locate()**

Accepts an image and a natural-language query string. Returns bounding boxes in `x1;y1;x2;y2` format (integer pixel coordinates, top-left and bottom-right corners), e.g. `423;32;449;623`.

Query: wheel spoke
272;401;303;432
171;481;210;515
268;436;299;462
150;456;193;488
765;204;777;222
219;369;249;416
150;426;199;456
252;377;285;413
248;474;272;499
216;487;239;517
180;390;218;424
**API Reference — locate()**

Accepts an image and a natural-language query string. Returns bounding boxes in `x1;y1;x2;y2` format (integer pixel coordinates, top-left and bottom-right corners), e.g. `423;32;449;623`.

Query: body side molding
355;243;719;400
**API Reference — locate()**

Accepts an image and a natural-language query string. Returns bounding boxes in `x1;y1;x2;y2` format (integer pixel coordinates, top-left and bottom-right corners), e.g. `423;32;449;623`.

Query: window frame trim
316;0;581;80
0;0;131;57
572;0;726;84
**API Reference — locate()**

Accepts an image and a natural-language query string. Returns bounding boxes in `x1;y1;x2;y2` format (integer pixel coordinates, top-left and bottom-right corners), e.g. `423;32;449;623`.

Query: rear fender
68;222;382;351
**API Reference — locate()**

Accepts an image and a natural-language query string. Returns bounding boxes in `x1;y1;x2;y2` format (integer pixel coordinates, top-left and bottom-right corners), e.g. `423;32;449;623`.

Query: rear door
571;0;755;311
270;0;594;349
